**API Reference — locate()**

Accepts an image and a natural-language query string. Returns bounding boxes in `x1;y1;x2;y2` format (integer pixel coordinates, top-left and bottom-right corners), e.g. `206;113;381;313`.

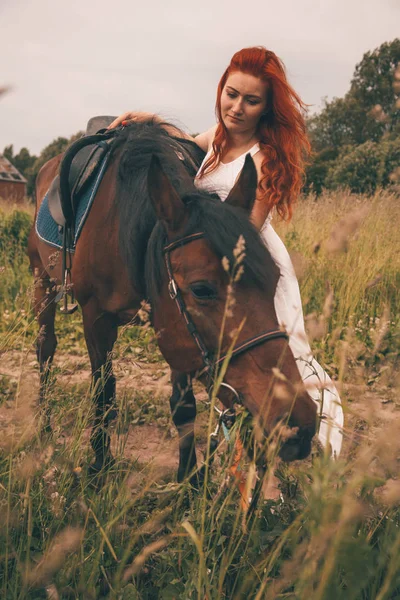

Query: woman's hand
107;111;158;130
106;110;208;147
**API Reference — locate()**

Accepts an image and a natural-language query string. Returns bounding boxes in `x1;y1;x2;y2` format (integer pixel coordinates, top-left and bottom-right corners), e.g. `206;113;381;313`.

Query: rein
163;231;289;399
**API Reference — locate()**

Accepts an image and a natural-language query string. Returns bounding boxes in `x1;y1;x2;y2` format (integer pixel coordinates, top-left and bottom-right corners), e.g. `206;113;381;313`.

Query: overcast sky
1;0;399;155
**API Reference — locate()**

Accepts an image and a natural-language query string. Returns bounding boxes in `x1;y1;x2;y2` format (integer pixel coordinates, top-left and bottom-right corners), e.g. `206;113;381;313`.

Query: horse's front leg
170;371;198;483
82;300;118;474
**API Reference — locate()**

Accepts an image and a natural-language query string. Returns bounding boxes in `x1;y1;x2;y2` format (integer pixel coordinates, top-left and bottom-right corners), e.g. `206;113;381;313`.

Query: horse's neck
171;137;206;178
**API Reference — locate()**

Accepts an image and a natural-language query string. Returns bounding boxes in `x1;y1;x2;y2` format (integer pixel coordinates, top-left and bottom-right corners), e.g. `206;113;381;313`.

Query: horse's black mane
113;121;279;301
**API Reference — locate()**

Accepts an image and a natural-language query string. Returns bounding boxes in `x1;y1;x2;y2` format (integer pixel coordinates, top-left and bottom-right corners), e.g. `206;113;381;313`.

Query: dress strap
249;143;261;157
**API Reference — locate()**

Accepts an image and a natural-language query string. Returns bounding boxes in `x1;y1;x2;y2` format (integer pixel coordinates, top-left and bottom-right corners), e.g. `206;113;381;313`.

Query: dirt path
1;349;398;479
0;349;211;479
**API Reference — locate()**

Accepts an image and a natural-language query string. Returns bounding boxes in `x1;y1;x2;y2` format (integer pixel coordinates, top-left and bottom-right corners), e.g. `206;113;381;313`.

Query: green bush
0;208;33;326
304;147;339;195
326;137;400;194
0;208;32;261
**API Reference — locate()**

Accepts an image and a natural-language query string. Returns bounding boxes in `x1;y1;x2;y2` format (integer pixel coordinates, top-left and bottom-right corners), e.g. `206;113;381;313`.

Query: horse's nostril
278;440;300;462
279;436;313;462
272;414;315;462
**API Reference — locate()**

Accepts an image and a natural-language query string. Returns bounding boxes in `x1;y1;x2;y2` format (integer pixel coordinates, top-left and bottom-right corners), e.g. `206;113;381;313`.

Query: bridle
163;231;289;401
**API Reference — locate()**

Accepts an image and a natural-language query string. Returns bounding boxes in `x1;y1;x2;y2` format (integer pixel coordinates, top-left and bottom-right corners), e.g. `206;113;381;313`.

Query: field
0;189;399;599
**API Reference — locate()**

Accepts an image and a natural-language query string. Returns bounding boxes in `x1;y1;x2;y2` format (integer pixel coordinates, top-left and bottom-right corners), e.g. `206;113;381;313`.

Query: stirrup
60;299;78;315
58;265;78;315
57;225;78;315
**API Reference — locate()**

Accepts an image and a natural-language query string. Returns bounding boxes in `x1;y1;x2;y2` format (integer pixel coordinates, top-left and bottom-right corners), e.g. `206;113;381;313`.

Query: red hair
198;47;310;220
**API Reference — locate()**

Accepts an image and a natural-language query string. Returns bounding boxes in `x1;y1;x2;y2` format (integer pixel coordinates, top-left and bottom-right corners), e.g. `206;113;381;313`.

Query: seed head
233;234;246;265
25;527;83;587
221;256;230;273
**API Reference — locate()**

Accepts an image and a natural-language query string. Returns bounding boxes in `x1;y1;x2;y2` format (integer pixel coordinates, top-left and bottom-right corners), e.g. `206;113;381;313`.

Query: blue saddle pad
35;154;110;251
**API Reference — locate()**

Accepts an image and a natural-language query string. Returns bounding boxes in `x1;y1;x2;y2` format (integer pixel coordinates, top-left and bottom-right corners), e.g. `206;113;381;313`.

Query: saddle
47;116;204;227
47;115;117;227
48;115;205;314
46;116;118;313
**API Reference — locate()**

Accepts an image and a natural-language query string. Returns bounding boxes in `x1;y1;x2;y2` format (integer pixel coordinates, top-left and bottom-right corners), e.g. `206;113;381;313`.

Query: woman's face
220;71;268;135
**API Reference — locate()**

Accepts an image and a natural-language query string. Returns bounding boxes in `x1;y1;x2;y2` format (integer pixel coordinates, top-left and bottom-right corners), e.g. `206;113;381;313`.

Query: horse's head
146;154;316;462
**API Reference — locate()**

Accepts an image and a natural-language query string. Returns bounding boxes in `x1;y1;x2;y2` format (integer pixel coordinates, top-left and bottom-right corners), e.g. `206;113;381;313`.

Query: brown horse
28;122;316;479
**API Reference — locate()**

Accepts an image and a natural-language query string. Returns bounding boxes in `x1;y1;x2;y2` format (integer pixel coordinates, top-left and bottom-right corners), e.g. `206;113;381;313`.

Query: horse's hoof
88;455;115;478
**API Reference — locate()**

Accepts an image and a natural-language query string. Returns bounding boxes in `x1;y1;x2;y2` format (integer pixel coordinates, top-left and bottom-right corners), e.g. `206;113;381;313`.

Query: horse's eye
189;282;218;301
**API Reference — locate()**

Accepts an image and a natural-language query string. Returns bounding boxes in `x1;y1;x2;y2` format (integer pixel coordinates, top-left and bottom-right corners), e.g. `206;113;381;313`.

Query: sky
1;0;399;155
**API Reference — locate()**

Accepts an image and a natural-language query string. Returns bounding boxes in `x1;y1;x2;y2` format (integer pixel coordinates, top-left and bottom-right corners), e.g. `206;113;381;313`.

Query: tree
308;39;400;152
305;39;400;194
3;144;14;163
2;145;38;196
307;96;367;152
325;137;400;194
304;147;339;195
351;39;400;137
3;131;84;198
3;144;37;173
13;147;37;178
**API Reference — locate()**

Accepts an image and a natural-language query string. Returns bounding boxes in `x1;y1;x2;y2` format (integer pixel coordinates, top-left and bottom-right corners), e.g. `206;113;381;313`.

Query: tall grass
275;189;400;388
0;190;399;599
276;189;400;326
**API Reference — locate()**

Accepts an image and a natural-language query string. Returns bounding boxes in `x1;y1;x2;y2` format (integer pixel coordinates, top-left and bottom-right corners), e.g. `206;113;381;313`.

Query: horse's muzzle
278;424;315;462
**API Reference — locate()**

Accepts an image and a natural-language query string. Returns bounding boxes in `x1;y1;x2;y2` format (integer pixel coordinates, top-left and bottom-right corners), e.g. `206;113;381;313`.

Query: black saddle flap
68;142;109;199
47;117;118;227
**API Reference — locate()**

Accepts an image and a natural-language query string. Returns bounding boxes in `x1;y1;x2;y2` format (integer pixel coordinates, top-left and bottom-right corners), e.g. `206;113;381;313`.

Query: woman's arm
107;111;186;138
250;152;271;230
107;111;215;151
251;198;271;230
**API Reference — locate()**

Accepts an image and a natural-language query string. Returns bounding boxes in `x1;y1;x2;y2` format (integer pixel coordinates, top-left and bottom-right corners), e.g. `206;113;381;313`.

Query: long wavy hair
197;47;310;220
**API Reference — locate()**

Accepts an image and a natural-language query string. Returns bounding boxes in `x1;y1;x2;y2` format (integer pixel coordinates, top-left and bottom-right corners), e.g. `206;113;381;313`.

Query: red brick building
0;155;27;202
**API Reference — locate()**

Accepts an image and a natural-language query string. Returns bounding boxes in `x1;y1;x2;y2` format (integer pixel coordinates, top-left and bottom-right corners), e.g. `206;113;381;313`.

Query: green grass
275;189;400;388
0;191;399;599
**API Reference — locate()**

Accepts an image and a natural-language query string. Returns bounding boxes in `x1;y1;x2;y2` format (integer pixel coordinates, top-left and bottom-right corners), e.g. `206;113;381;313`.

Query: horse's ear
225;154;258;214
147;154;186;232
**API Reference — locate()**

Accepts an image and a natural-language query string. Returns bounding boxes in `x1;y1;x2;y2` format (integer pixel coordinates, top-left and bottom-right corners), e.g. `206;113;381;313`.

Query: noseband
163;232;289;394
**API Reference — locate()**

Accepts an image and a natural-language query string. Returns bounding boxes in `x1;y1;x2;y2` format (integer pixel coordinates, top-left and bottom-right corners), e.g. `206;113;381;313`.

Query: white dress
195;144;344;457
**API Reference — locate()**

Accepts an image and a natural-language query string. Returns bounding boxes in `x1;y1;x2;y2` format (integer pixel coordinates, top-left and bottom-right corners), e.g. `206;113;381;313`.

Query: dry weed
289;250;308;280
0;402;37;452
374;479;400;507
123;536;173;581
25;527;83;587
305;284;334;341
371;305;391;355
324;206;369;254
16;446;54;480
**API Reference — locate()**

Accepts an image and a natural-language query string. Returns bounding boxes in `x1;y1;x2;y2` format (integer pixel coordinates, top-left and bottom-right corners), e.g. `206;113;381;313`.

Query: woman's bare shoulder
194;124;218;152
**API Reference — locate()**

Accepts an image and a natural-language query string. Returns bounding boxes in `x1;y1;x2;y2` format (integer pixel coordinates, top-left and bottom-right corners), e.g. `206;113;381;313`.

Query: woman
108;46;343;457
